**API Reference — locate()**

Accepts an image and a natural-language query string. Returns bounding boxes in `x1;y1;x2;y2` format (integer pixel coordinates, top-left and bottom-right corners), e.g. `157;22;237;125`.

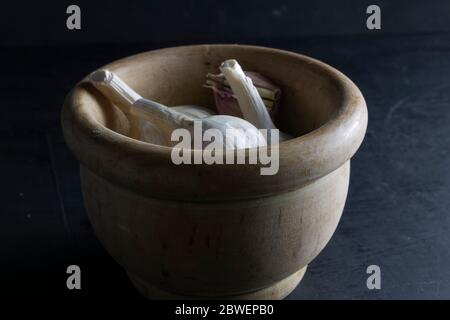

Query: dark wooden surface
1;33;449;299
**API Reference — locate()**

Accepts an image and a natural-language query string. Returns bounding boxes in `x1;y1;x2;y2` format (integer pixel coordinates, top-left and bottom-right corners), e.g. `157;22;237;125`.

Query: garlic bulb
89;70;267;150
172;105;216;119
128;105;216;145
219;59;292;143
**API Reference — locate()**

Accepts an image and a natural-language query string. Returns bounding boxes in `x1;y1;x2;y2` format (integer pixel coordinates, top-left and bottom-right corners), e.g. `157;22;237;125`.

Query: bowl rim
62;44;368;201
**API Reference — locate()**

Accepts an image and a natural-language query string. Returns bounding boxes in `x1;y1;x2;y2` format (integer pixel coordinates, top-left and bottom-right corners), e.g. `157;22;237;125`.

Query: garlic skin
205;71;280;119
219;60;292;143
133;106;216;145
172;105;216;119
89;70;266;150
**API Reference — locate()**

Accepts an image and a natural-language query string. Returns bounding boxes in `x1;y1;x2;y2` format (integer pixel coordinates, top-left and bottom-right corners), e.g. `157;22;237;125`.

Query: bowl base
128;266;307;300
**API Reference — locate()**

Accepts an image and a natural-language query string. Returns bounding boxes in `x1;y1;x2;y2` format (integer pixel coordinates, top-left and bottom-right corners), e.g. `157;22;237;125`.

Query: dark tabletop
1;33;449;299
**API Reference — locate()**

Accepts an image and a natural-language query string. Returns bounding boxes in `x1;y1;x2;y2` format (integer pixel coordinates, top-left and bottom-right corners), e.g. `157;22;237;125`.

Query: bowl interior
84;45;343;145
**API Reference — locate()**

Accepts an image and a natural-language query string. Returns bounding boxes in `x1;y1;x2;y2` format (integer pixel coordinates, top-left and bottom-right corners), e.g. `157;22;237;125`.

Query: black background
0;1;449;299
2;0;450;46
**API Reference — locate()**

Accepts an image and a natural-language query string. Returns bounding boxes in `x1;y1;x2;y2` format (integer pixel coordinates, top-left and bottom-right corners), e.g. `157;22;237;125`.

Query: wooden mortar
61;44;368;299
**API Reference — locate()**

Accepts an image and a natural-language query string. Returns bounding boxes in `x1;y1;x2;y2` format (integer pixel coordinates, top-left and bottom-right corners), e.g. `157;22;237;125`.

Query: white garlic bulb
171;105;216;119
89;70;267;150
134;105;216;145
219;59;292;144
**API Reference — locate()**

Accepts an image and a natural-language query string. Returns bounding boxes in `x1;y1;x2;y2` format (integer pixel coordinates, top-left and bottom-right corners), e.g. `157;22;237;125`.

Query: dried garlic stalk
218;59;292;143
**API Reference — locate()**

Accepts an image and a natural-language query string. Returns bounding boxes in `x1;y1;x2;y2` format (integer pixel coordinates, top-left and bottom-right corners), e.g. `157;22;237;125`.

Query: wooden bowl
61;45;367;299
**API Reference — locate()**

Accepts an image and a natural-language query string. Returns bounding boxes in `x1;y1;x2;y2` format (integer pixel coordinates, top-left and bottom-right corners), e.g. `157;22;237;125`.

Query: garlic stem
90;69;141;104
220;60;277;131
219;60;292;143
89;70;190;130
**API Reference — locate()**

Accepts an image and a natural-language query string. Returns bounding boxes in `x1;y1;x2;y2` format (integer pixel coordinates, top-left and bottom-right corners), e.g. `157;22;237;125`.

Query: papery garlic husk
204;71;281;120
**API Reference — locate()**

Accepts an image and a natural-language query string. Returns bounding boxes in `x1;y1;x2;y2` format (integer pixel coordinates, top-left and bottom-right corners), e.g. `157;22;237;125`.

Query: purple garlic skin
212;86;244;118
204;71;281;120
